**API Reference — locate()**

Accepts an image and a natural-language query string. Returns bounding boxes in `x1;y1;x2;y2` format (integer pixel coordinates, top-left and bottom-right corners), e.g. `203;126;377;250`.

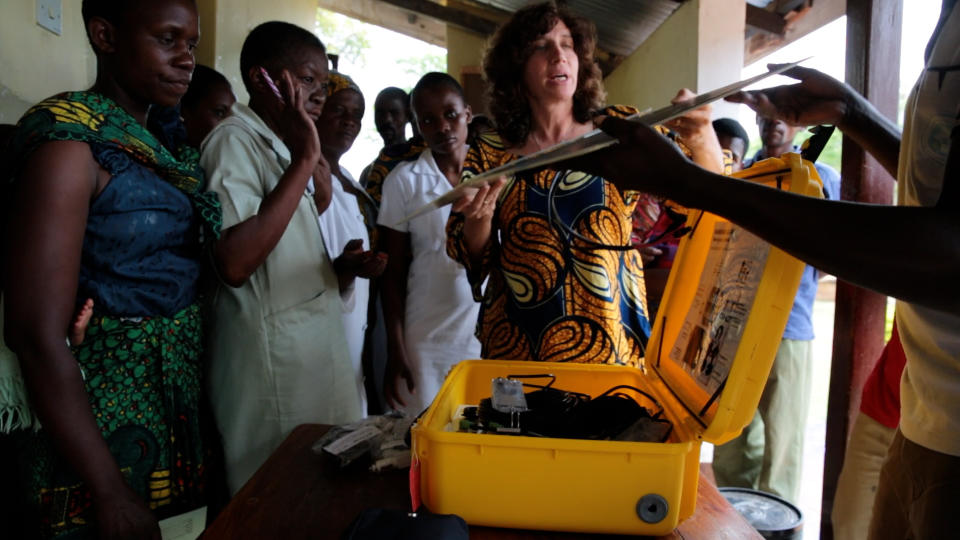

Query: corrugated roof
471;0;687;57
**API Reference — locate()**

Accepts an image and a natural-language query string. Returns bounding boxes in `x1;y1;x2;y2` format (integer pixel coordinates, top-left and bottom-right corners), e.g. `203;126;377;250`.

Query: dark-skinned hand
557;116;697;200
94;485;161;540
273;69;322;164
334;239;388;280
726;64;855;128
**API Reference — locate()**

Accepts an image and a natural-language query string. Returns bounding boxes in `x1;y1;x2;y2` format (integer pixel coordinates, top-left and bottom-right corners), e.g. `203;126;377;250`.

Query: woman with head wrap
315;71;386;414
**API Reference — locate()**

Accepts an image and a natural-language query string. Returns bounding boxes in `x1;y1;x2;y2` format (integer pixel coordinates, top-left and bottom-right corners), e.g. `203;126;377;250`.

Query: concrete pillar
696;0;747;119
446;25;488;114
446;25;486;86
0;0;94;121
196;0;219;69
820;1;901;537
196;0;319;103
604;0;746;119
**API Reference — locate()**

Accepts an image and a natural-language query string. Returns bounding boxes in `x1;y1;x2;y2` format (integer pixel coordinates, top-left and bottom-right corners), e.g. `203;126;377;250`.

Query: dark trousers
868;430;960;540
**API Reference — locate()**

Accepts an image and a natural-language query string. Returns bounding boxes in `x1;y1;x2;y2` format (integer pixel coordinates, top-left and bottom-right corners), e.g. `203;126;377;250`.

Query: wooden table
203;424;761;539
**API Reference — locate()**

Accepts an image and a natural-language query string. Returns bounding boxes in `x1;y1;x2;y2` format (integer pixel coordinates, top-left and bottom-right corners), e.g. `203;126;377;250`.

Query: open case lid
643;153;825;444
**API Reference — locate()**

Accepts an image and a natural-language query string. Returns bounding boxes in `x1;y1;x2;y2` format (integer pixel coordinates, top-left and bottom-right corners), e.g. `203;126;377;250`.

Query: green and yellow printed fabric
363;136;428;207
326;71;361;98
12;306;209;538
7;91;215;538
9;91;221;238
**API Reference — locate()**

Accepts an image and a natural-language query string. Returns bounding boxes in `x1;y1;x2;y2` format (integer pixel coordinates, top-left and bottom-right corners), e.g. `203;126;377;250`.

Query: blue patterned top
79;143;202;317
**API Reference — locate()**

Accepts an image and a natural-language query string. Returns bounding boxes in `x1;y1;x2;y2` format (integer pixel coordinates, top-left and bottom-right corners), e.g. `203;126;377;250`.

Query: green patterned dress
7;91;221;539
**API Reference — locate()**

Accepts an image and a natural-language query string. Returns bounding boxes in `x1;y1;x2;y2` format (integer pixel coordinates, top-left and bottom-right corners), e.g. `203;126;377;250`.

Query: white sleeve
376;165;412;233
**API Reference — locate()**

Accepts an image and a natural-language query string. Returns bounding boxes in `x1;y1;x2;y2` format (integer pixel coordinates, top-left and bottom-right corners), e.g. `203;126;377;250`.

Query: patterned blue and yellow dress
446;105;673;368
7;91;220;539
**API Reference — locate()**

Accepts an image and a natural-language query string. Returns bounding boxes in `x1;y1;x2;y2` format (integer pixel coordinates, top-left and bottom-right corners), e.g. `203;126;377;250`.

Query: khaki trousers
712;338;812;502
831;412;897;540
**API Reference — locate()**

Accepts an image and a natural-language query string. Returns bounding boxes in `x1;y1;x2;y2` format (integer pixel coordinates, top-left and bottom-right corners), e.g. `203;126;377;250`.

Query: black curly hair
182;65;230;110
483;1;606;147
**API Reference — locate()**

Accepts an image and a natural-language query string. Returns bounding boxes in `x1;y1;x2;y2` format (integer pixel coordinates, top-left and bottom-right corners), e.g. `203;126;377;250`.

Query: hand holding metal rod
395;59;809;225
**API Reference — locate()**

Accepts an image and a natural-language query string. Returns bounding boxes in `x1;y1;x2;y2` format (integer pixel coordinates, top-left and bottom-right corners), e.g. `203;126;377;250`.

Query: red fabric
860;322;907;429
630;196;686;269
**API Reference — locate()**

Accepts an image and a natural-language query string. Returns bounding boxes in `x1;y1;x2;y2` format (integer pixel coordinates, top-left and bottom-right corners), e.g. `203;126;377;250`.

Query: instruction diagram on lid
669;222;770;395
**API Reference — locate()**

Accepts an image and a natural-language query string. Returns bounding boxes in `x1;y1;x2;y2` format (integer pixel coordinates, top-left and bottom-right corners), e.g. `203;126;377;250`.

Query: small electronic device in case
488;377;526;433
462;375;672;442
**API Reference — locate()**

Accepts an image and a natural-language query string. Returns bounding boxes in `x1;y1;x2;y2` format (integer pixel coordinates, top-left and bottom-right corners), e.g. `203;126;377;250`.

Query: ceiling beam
746;4;788;36
379;0;499;35
443;0;511;26
317;0;447;47
744;0;844;65
379;0;623;77
323;0;638;79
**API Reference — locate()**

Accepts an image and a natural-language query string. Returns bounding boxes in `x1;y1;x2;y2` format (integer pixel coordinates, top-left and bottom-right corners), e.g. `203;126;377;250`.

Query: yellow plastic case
411;153;824;535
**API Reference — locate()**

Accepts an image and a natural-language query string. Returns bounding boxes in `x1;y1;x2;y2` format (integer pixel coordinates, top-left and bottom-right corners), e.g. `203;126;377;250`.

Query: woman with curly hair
446;1;723;367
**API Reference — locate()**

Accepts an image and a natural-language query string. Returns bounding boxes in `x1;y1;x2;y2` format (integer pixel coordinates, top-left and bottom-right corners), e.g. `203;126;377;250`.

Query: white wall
446;25;487;84
604;0;745;119
198;0;319;103
0;0;95;123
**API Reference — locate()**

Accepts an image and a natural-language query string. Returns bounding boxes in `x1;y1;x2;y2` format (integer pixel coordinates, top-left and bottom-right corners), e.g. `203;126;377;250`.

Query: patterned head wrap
327;71;362;98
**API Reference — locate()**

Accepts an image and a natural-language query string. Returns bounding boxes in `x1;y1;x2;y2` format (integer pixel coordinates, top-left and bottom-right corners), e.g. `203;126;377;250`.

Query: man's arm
5;142;161;539
727;66;902;177
567;117;960;315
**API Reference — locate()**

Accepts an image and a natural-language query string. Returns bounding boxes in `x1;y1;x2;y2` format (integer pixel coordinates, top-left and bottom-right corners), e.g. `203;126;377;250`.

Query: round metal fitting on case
636;494;669;523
